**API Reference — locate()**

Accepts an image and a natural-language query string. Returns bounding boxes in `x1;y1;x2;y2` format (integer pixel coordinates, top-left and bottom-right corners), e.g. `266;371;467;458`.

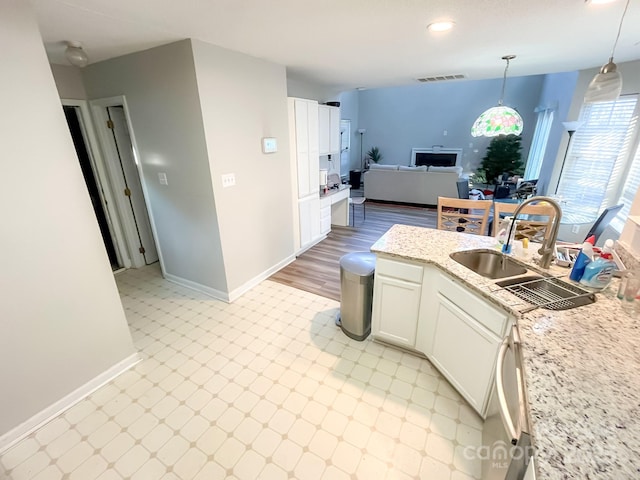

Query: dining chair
437;197;492;235
492;201;557;242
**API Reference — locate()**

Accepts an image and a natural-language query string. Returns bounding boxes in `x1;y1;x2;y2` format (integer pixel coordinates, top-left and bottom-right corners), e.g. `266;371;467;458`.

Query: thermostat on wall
262;137;277;154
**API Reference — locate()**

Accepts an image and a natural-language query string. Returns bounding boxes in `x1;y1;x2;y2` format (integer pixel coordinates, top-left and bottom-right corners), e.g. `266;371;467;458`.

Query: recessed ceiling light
427;21;455;32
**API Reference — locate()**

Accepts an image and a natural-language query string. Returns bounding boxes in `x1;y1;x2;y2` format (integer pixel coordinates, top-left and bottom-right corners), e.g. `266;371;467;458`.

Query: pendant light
584;0;630;104
471;55;523;137
64;41;89;68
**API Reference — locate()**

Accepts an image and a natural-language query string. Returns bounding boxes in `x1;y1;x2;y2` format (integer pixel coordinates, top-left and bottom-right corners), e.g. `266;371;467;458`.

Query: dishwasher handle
495;331;520;445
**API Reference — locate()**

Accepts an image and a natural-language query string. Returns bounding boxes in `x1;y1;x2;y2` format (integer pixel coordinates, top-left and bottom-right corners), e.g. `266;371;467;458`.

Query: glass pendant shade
584;60;622;103
65;42;89;67
471;106;524;137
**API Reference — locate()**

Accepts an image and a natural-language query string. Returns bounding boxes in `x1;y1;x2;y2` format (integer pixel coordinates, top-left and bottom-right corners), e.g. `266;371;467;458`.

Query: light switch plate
262;137;277;154
158;172;168;185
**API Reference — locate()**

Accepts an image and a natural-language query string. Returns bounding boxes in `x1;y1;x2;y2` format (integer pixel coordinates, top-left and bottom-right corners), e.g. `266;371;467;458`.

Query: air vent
417;74;466;83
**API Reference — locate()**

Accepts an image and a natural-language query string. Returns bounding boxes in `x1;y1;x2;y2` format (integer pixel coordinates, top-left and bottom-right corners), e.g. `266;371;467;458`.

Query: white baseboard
164;272;230;302
0;353;141;454
164;255;296;304
227;254;296;302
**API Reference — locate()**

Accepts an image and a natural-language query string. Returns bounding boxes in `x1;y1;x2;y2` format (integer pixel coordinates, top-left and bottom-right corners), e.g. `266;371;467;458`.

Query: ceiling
34;0;640;91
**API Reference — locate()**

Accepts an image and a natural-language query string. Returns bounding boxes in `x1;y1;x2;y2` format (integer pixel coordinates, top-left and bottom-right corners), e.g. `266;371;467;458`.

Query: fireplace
411;148;462;167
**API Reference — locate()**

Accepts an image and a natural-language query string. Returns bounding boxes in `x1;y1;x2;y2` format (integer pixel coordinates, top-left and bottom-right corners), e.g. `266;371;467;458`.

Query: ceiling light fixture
64;41;89;67
584;0;630;103
471;55;523;138
427;21;455;32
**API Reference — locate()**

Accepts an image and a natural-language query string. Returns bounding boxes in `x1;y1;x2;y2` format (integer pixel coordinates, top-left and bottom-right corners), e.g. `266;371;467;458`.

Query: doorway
90;98;160;269
63;104;122;270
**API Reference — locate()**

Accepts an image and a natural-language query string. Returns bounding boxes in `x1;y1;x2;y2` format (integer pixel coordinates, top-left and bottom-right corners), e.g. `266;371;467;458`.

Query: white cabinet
423;270;508;415
320;196;331;235
289;97;323;253
426;294;502;414
371;257;423;348
299;196;321;250
291;98;320;199
371;254;510;417
318;105;340;156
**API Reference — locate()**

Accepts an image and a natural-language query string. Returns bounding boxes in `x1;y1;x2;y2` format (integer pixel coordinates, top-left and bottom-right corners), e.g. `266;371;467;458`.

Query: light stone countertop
370;224;640;479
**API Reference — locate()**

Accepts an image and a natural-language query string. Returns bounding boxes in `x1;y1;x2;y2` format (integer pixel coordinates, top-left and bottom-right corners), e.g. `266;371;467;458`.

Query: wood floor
270;201;437;301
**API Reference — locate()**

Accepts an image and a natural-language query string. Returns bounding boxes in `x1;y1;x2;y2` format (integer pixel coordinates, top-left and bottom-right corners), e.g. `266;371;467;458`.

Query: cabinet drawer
320;196;331;209
377;257;423;283
438;275;507;337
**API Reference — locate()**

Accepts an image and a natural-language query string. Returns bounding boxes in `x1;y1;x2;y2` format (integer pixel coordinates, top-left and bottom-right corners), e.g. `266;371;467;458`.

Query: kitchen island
370;224;640;479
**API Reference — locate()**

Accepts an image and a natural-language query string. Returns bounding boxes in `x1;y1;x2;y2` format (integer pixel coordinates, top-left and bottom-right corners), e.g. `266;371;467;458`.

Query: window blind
611;135;640;232
556;96;638;224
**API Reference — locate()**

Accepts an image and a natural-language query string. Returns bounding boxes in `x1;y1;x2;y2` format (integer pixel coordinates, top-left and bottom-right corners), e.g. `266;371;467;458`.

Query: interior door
106;106;158;265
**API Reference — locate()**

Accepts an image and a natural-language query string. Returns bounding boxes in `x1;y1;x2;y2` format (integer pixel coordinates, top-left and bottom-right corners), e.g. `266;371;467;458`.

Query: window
524;106;554;180
556;95;639;225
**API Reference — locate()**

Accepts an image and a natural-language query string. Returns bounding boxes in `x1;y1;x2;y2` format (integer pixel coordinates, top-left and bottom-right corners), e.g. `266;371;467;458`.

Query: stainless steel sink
450;249;528;279
496;275;596;311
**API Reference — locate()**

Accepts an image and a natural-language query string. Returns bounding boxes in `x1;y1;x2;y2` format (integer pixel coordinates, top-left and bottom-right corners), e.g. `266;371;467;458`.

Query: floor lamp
358;129;366;171
555;121;582;194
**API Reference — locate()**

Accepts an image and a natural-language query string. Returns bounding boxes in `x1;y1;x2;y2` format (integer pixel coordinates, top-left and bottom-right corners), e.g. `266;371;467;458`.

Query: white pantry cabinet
289;97;323;253
372;254;511;417
318;105;340;156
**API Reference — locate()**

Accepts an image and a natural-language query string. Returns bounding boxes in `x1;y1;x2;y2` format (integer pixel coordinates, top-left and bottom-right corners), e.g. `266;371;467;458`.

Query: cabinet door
299;196;321;250
429;294;500;415
307;102;320;194
329;107;341;154
318;106;331;155
372;274;421;348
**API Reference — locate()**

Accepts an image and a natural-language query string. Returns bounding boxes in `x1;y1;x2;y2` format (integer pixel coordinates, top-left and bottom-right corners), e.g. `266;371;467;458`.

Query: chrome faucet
503;196;562;269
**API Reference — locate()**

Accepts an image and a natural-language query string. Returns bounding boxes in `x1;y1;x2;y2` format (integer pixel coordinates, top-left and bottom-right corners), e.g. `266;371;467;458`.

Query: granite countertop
370;224;640;479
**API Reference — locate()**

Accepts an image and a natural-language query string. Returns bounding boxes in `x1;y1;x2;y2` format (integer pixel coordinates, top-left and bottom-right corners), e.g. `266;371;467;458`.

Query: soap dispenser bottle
569;240;594;282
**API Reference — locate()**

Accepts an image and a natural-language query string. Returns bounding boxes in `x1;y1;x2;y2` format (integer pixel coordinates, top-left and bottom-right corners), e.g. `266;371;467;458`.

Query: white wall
352;75;545;174
0;0;134;440
338;90;360;172
191;39;294;294
50;64;87;99
82;40;228;294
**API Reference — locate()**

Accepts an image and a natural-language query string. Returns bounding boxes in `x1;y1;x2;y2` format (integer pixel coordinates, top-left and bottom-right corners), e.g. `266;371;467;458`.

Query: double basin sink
450;249;596;311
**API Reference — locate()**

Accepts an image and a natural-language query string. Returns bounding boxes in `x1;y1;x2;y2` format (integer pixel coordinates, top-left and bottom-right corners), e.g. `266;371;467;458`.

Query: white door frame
90;96;164;271
62;98;129;269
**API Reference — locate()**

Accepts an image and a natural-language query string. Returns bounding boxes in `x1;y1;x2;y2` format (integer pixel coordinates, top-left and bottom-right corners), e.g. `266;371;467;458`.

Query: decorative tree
478;135;524;187
366;146;383;165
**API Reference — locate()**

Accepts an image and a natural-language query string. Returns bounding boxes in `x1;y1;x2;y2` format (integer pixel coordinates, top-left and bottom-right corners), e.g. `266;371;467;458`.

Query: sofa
363;164;467;206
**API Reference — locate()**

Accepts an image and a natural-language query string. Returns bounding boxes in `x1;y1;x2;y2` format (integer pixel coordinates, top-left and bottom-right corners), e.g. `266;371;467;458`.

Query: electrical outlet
572;224;580;234
222;173;236;188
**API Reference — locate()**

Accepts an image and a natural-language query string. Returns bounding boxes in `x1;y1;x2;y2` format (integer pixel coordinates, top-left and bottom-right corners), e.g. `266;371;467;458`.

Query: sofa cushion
428;165;463;175
398;165;428;172
369;164;399;171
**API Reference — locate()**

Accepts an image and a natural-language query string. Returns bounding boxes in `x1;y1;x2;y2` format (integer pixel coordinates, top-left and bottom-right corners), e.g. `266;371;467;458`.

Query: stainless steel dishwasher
482;324;536;480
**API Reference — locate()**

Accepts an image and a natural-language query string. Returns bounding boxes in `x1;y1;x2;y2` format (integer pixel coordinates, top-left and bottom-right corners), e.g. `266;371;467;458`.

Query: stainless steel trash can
337;252;376;341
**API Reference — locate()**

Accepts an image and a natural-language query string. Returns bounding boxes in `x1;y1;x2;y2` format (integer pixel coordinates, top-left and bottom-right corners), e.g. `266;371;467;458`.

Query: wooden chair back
492;201;557;242
437;197;492;236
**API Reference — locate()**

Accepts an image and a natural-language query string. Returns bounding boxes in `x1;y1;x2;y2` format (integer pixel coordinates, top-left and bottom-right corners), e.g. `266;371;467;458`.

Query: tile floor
0;265;483;480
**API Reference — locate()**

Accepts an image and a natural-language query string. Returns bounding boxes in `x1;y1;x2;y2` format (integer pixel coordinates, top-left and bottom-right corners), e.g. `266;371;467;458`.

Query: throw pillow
369;164;399;171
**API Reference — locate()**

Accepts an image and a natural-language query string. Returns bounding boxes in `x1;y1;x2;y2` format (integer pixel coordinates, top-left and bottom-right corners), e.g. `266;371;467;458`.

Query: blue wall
535;71;579;195
343;75;546;175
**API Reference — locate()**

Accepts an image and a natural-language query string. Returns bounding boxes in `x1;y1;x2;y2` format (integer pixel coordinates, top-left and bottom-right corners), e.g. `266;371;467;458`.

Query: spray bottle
569;238;595;282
